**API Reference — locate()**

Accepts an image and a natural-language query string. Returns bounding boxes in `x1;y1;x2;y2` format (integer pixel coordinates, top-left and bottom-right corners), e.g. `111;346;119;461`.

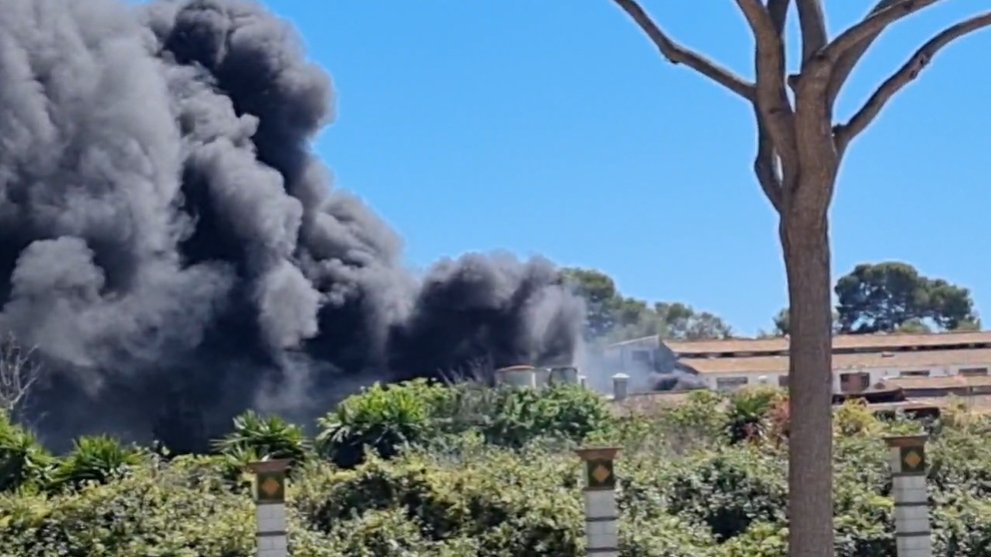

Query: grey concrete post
884;435;931;557
578;375;588;388
612;373;629;401
248;459;291;557
576;447;620;557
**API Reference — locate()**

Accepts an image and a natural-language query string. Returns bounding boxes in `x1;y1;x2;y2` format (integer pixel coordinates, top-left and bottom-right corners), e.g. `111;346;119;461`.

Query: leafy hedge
3;385;991;556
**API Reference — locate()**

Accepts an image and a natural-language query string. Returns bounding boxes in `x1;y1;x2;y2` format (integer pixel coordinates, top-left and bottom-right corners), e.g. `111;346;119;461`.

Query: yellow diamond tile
903;450;922;469
260;477;281;497
591;464;611;484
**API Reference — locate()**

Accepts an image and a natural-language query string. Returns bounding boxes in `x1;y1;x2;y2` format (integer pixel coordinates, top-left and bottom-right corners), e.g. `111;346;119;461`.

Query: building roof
606;335;660;347
665;330;991;356
881;374;991;390
869;395;991;414
680;347;991;375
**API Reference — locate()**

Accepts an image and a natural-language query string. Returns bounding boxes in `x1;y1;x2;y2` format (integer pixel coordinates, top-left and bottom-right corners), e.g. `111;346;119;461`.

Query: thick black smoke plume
0;0;583;450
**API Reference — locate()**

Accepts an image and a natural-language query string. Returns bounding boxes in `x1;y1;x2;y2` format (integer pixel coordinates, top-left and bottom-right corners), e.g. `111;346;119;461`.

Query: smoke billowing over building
0;0;584;449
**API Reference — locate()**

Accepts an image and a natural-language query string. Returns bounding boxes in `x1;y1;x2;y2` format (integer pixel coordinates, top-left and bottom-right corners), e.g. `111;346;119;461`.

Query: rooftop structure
665;330;991;358
604;330;991;396
679;347;991;375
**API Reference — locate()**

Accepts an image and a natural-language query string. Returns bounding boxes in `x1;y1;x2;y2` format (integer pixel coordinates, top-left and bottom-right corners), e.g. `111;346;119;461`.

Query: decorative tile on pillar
586;459;616;490
256;472;286;504
900;446;925;475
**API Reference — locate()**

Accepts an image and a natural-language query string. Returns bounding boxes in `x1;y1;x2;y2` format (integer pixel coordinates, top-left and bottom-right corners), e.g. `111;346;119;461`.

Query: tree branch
754;0;788;212
735;0;799;191
0;334;41;418
796;0;829;65
826;0;904;105
767;0;790;35
823;0;942;62
835;11;991;151
610;0;756;100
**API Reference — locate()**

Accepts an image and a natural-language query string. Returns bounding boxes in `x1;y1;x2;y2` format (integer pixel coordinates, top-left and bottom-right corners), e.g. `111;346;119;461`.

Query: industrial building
603;330;991;397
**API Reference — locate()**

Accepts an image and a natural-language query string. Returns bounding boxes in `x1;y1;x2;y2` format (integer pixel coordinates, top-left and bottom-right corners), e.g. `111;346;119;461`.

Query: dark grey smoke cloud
0;0;584;450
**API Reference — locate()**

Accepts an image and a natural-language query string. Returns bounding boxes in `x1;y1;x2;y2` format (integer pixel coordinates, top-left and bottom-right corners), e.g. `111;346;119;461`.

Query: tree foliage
2;382;991;555
316;379;610;467
0;411;54;493
835;262;979;334
212;410;312;474
562;267;732;342
763;262;979;337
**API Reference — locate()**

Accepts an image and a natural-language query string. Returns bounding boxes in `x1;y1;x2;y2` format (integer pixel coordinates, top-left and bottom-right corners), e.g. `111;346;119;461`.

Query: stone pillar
578;375;588;388
576;447;620;557
884;435;931;557
248;459;291;557
612;373;629;401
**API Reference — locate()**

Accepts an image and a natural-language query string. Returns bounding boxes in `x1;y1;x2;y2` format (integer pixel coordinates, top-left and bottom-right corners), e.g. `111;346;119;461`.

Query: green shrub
293;445;584;555
725;387;784;444
0;464;253;557
660;446;787;541
316;380;610;468
0;412;54;492
7;379;991;555
656;389;729;450
834;399;882;437
719;522;788;557
928;425;991;497
316;379;452;468
476;384;610;448
213;410;311;476
619;512;716;556
49;435;144;491
832;484;893;556
932;491;991;556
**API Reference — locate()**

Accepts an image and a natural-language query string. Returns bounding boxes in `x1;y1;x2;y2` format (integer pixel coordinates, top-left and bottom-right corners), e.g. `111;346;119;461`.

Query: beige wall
702;362;990;393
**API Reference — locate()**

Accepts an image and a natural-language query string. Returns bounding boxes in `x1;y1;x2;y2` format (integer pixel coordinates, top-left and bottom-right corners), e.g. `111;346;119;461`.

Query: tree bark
607;3;991;555
780;203;834;556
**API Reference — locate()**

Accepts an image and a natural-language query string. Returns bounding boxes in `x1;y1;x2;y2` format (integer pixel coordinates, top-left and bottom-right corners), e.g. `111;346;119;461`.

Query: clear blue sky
261;0;990;336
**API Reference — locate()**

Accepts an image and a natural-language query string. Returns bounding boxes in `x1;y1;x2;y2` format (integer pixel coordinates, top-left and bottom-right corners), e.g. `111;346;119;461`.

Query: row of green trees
3;380;991;555
564;261;980;343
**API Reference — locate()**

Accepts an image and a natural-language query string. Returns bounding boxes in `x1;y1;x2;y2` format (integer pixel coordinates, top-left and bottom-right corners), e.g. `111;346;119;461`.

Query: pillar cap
247;458;293;473
576;446;620;461
612;373;629;380
883;434;928;448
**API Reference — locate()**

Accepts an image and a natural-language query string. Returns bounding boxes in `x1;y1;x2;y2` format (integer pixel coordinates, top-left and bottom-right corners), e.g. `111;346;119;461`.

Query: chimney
884;435;932;557
612;373;629;401
248;459;292;557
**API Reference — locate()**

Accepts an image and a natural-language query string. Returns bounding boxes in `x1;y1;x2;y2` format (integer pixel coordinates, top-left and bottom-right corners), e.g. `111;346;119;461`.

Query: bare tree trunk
608;2;991;554
780;204;834;556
